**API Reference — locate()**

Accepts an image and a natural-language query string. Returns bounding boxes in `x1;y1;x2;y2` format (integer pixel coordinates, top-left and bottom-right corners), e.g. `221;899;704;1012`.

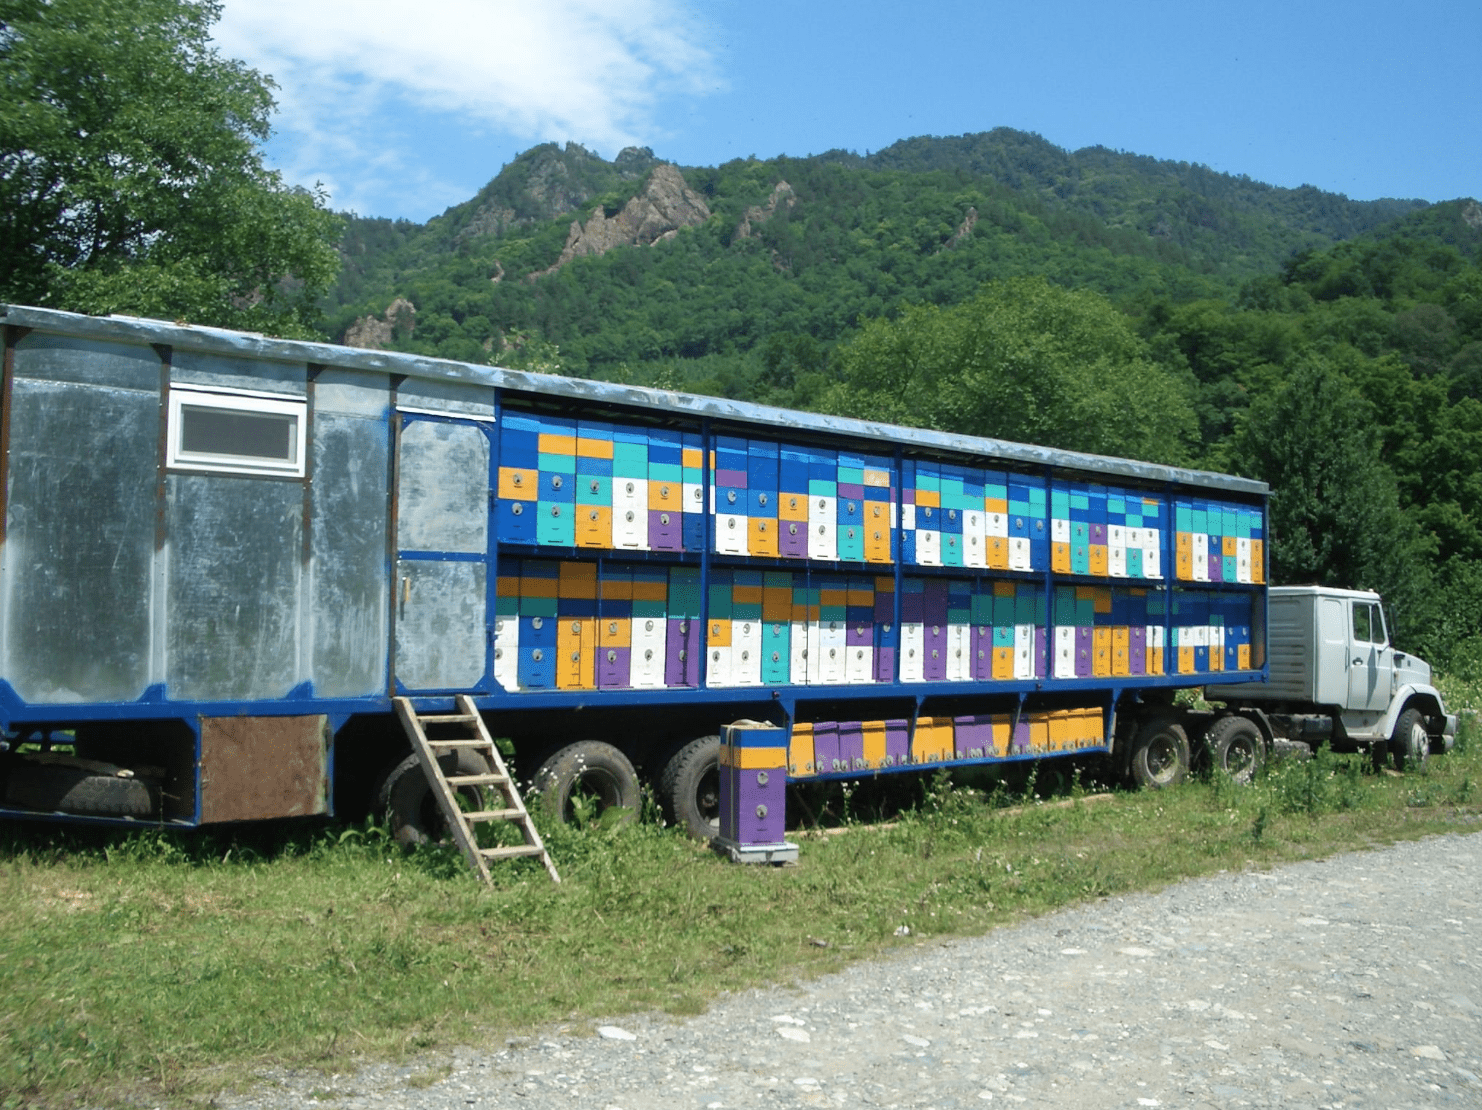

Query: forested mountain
321;130;1482;674
323;129;1423;379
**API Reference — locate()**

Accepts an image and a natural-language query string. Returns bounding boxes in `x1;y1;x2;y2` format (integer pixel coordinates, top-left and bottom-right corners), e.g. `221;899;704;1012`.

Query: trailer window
168;389;307;477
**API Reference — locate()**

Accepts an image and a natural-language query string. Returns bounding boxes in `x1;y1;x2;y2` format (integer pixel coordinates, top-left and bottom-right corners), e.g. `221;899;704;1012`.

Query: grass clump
2;679;1481;1107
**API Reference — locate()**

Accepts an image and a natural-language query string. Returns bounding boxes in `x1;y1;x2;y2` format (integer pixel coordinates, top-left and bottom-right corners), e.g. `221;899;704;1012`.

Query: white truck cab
1207;586;1457;768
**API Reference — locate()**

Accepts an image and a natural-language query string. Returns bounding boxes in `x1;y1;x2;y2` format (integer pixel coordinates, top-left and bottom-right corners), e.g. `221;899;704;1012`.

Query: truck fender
1376;685;1455;744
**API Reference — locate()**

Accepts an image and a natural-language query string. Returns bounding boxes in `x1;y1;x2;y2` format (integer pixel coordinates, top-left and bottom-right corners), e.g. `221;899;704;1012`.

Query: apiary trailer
0;304;1274;840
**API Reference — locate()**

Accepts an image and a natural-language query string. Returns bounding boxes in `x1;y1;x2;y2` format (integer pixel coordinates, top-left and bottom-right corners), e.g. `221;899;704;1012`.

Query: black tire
382;749;491;849
532;741;640;827
1127;715;1190;790
1390;707;1429;772
659;735;721;841
4;763;158;818
1205;715;1265;785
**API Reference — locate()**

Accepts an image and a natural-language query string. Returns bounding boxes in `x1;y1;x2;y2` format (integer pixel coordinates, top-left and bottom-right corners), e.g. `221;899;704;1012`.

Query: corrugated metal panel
0;304;1267;497
1;336;158;703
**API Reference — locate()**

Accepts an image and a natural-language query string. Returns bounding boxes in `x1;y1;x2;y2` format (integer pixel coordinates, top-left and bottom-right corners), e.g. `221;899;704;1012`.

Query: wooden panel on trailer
199;715;329;823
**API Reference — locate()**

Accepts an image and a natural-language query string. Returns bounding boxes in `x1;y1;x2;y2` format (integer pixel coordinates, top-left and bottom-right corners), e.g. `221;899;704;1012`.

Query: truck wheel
659;735;721;841
1205;715;1264;785
532;741;640;827
4;763;159;818
1390;708;1429;772
382;749;490;848
1127;716;1190;790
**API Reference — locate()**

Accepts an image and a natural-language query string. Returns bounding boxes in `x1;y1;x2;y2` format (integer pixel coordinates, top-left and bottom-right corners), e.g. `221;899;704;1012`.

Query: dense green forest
322;131;1482;673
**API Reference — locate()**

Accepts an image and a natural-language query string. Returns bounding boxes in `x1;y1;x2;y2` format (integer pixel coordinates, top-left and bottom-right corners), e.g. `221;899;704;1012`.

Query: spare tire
532;741;640;827
382;748;491;848
5;763;159;818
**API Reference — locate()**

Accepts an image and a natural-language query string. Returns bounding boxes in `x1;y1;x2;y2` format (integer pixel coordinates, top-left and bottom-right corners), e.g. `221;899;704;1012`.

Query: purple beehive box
649;510;682;551
1207;550;1223;582
1129;628;1147;675
665;618;700;686
924;579;949;623
780;519;807;558
973;625;993;680
1075;626;1094;677
884;719;909;766
598;646;630;688
923;625;948;681
954;714;993;759
874;641;896;683
1010;716;1032;755
836;721;865;771
811;721;841;773
718;722;788;846
1034;626;1048;678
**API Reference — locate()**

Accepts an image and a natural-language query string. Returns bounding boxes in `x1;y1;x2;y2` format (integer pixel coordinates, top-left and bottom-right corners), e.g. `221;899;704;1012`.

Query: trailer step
393;696;560;885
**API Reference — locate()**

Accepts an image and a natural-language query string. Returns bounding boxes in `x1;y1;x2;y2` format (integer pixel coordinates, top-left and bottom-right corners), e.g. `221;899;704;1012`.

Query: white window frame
167;388;308;477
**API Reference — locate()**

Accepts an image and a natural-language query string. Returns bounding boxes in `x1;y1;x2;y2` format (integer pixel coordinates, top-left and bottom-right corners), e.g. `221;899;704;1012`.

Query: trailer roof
1;304;1266;497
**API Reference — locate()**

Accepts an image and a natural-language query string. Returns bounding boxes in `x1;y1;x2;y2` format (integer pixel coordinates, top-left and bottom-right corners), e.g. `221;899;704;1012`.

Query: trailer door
392;414;493;693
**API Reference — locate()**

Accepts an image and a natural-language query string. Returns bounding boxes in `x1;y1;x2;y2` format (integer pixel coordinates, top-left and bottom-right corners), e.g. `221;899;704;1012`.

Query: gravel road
226;831;1482;1109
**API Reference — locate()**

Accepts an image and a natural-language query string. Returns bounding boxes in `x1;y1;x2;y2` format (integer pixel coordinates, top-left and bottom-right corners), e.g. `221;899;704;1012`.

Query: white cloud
213;0;721;215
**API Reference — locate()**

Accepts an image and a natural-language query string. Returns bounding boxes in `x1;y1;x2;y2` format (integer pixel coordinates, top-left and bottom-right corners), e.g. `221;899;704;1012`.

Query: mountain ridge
323;127;1452;372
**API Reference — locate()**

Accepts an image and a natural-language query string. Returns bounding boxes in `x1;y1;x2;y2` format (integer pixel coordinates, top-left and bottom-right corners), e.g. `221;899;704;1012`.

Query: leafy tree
1229;356;1433;640
823;277;1197;464
0;0;340;335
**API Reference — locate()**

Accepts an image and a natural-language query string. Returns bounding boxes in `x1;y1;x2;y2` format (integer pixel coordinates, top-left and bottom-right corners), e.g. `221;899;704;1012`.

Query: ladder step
446;773;510;786
480;844;548;861
394;694;559;884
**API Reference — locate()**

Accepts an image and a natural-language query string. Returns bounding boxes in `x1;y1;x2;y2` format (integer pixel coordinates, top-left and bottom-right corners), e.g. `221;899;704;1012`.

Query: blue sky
214;0;1480;223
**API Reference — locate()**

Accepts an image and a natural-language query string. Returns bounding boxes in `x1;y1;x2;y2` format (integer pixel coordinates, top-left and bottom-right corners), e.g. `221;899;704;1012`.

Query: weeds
2;684;1482;1108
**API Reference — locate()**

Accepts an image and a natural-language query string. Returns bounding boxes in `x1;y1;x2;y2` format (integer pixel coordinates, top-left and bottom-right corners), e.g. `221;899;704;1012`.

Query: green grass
3;699;1480;1109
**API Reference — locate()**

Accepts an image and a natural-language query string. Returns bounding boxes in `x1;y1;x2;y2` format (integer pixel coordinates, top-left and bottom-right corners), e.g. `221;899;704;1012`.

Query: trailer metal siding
0;305;1264;495
0;305;1272;825
3;333;159;704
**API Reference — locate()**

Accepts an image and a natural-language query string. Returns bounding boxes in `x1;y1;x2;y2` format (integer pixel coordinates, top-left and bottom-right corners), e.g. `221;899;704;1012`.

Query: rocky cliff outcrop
455;143;662;243
534;164;710;278
734;181;796;240
938;206;978;251
343;296;415;349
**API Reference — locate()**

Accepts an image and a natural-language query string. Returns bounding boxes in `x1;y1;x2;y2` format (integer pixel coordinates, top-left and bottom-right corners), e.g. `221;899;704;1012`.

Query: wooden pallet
393;695;559;884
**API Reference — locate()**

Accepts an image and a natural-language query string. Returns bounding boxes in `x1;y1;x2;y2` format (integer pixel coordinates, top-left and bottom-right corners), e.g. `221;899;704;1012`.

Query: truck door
1346;598;1392;713
392;414;493;693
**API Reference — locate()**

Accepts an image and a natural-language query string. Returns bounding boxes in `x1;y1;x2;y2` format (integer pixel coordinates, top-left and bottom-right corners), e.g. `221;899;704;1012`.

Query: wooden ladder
393;695;560;884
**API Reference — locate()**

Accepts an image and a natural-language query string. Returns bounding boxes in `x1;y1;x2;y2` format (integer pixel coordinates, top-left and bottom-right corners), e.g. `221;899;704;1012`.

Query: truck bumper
1442;713;1458;739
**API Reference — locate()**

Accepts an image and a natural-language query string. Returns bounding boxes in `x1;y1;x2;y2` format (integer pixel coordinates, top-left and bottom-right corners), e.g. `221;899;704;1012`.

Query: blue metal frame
0;304;1273;828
